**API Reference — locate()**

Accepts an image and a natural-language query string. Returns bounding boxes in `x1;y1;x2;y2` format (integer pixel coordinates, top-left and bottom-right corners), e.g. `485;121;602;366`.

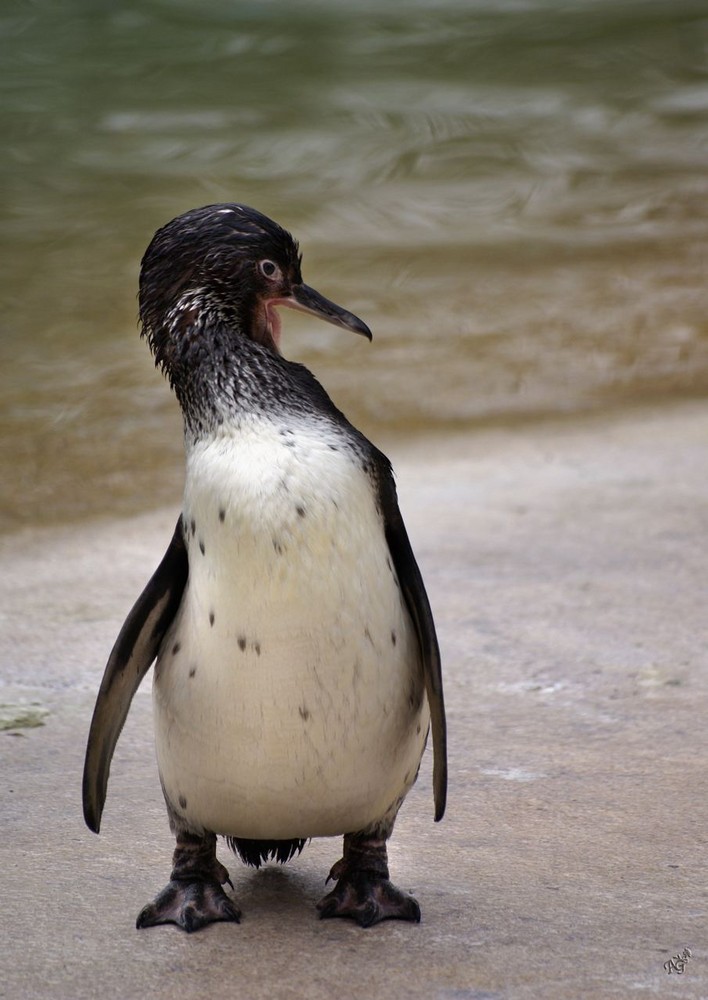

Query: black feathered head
138;203;370;379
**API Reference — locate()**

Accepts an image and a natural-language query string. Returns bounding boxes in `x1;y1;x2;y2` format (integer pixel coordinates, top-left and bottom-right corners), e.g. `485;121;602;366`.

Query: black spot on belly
237;636;247;651
188;666;197;678
199;539;205;555
254;642;261;656
328;443;339;451
219;508;226;523
209;611;215;626
190;518;196;536
416;722;421;734
179;794;187;809
364;627;374;645
391;630;397;646
296;505;305;518
272;539;284;555
299;705;310;721
172;642;181;656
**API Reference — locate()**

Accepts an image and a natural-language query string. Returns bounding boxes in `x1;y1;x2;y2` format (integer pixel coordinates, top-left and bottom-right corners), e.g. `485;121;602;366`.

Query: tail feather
227;836;308;868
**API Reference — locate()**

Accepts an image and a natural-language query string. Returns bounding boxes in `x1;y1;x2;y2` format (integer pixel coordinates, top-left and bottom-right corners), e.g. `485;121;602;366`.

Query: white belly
153;416;429;839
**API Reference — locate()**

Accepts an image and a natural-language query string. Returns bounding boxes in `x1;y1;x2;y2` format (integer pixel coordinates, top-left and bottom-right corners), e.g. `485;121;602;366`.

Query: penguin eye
259;259;280;280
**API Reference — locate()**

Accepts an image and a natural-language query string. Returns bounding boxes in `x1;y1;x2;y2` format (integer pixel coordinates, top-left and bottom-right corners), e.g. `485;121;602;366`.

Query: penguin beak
281;283;373;341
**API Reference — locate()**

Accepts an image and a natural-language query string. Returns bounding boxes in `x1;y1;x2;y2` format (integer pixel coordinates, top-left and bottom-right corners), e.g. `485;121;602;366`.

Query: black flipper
377;466;447;822
82;518;189;833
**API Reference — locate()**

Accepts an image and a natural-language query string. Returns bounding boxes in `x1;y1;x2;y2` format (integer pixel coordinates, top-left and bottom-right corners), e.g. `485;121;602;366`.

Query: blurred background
2;0;707;532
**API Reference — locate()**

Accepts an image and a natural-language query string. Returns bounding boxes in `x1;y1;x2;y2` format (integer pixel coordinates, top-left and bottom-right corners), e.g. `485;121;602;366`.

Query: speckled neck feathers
173;325;363;452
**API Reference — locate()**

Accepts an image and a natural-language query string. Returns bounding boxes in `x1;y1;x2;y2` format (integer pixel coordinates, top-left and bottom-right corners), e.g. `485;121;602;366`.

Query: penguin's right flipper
82;518;188;834
376;467;447;823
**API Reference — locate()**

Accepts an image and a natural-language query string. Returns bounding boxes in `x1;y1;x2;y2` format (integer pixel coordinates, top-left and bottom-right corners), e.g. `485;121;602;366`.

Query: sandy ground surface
1;401;707;1000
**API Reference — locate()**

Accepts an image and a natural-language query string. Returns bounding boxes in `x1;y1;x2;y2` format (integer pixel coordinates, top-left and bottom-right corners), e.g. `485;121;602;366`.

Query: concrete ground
1;401;707;999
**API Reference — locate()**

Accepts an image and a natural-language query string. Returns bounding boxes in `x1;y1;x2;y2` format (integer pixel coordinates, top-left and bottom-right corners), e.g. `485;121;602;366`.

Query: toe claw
325;858;346;885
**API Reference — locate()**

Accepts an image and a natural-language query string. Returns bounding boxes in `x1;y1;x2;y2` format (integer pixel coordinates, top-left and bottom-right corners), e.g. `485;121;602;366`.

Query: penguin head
138;203;371;379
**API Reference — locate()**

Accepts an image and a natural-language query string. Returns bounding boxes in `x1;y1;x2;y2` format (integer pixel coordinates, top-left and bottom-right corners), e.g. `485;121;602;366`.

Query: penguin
82;203;447;931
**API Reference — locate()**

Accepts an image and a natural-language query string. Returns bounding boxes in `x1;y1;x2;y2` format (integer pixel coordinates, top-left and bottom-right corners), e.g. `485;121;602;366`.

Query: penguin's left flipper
378;467;448;822
82;517;188;834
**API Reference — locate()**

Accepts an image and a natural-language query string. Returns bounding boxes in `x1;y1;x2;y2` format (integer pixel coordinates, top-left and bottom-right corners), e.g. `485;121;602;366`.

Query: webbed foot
136;878;241;932
136;829;241;932
316;833;420;927
317;871;420;926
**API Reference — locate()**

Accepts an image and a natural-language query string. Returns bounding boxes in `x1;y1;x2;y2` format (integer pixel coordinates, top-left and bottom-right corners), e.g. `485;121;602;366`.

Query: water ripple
2;0;708;527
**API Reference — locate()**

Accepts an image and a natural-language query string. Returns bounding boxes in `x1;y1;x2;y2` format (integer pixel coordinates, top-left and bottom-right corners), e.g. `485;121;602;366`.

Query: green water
2;0;707;530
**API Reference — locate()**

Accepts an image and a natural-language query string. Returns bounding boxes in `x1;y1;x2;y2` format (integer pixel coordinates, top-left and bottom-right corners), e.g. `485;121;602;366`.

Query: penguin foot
136;879;241;932
317;871;420;927
136;830;240;932
317;833;420;927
